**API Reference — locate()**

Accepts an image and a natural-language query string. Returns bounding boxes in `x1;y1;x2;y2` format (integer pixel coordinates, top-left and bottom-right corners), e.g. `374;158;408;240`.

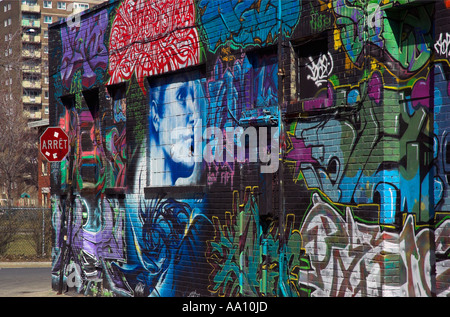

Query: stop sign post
40;127;69;162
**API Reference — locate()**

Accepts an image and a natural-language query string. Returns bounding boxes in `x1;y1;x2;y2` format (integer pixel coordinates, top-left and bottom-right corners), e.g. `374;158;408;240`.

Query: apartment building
0;0;106;206
0;0;106;122
41;0;106;120
3;0;106;121
0;0;21;117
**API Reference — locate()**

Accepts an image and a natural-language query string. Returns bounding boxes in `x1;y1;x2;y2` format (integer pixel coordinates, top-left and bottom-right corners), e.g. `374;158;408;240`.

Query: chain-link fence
0;207;52;260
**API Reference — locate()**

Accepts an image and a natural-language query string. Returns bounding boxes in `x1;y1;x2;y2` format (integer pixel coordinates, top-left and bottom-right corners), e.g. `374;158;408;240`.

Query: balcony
22;96;42;104
22;19;40;28
22;80;41;89
21;4;40;13
24;110;42;120
22;65;41;74
22;34;41;43
22;49;41;59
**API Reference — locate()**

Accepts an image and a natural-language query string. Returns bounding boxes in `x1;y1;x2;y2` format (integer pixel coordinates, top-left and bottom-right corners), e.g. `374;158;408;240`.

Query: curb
0;262;52;268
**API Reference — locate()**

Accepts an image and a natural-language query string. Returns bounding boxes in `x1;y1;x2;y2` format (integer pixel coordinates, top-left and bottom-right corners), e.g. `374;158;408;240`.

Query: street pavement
0;262;63;297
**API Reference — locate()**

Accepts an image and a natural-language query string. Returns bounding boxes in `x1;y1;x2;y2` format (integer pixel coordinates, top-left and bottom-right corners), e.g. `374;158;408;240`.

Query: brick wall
48;0;449;297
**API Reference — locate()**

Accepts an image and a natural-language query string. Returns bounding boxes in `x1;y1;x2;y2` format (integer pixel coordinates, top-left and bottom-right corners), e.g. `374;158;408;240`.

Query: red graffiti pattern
107;0;200;92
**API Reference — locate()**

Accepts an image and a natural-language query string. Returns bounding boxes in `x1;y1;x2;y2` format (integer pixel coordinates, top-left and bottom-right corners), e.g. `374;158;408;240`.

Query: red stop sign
40;127;69;162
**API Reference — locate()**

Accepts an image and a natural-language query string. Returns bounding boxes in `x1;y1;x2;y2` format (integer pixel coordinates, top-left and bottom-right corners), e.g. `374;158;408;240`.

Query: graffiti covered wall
48;0;449;297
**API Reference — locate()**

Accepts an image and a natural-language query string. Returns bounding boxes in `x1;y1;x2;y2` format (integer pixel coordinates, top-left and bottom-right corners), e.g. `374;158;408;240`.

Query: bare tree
0;98;38;206
0;210;20;256
0;28;38;206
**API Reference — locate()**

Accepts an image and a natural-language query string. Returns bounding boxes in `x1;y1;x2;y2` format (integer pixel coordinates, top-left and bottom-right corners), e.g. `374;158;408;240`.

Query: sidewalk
0;261;64;297
0;261;52;268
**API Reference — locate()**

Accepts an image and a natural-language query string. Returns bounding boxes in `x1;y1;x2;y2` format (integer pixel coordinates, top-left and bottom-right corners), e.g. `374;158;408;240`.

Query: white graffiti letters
299;193;448;297
306;52;334;87
435;33;450;58
66;262;82;288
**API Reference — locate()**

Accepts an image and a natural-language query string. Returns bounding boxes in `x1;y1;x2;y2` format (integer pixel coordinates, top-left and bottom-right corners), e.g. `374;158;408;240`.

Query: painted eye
326;157;340;183
176;86;188;101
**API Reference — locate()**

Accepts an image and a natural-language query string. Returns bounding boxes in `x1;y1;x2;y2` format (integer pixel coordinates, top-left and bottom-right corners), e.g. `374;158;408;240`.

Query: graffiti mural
299;192;449;297
107;0;200;93
148;70;205;187
291;68;438;225
60;10;108;89
114;196;207;297
49;0;450;297
198;0;301;53
333;0;433;77
207;187;306;297
51;195;125;295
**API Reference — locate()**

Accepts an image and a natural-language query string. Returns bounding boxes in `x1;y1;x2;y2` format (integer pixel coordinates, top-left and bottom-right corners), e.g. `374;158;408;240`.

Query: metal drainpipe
239;162;244;295
277;0;289;297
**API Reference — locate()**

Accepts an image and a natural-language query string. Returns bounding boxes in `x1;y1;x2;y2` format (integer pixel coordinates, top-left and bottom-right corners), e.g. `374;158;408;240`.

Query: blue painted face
149;72;201;185
161;80;196;173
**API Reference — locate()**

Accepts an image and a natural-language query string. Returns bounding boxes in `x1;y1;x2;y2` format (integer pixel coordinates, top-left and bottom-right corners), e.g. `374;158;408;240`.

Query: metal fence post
42;208;45;257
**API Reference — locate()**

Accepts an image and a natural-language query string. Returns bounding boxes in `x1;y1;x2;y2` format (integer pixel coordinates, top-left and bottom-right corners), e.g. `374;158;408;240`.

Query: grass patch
6;234;36;257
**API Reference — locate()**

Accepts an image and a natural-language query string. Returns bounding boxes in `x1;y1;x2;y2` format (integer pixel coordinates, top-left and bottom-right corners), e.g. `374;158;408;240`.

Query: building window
74;89;100;186
57;2;66;10
41;161;48;176
105;84;127;188
44;16;52;24
44;90;49;99
73;3;89;12
43;1;52;8
295;36;330;101
42;193;48;207
44;30;48;38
